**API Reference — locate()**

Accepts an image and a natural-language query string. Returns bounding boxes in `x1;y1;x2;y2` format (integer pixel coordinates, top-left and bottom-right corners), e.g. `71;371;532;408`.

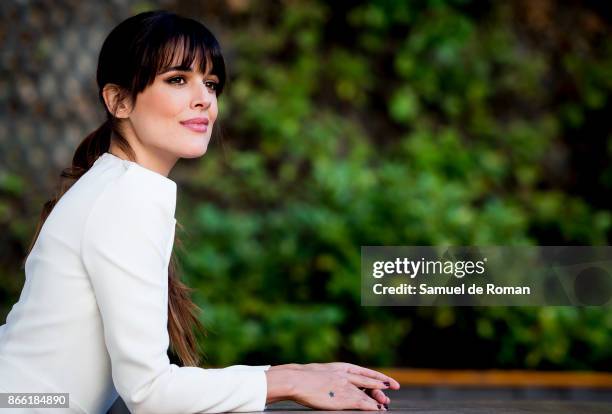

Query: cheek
143;88;186;119
129;89;187;147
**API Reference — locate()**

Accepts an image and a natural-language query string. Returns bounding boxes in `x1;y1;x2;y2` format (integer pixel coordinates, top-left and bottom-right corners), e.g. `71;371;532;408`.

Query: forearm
265;368;299;404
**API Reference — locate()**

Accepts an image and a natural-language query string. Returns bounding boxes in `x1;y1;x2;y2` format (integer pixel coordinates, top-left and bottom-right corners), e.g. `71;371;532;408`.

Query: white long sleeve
0;152;270;414
80;157;268;414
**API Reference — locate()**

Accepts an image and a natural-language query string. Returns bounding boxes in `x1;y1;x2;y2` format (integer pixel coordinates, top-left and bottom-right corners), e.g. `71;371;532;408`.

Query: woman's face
121;56;220;166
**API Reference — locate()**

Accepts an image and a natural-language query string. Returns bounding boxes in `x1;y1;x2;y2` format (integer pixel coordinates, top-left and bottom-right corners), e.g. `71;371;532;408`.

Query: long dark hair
23;10;227;367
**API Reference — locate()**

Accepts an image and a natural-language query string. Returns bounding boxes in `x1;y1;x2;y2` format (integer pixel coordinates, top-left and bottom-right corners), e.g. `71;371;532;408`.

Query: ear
102;84;132;119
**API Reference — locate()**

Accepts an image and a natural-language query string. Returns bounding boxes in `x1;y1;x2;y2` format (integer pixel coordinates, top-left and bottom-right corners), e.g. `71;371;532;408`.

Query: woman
0;10;399;414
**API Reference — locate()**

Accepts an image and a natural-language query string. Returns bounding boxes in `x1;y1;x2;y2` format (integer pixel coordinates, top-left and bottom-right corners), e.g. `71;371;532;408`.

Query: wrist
265;368;298;403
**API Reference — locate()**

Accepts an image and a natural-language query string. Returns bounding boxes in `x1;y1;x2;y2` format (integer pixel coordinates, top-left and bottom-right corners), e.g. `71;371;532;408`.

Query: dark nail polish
384;381;390;387
377;404;382;409
384;404;389;409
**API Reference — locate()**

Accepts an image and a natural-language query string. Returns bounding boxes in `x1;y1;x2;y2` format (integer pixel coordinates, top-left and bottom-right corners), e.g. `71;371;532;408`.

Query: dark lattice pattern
0;0;169;192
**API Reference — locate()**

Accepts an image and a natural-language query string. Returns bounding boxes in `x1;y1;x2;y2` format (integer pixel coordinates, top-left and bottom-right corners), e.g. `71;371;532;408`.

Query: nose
191;82;213;110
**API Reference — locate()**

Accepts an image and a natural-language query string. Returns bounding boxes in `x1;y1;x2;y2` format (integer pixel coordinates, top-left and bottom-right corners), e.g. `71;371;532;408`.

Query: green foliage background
2;0;612;371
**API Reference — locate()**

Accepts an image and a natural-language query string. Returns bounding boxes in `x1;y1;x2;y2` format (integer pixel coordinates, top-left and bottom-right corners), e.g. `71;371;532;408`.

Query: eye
166;76;186;85
166;75;219;92
205;80;219;92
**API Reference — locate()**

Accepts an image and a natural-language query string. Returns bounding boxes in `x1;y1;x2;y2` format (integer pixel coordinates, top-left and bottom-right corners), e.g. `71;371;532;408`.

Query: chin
181;142;210;159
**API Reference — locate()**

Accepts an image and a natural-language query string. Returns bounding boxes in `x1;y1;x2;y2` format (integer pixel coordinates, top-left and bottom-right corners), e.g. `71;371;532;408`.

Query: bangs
131;17;226;95
155;36;219;78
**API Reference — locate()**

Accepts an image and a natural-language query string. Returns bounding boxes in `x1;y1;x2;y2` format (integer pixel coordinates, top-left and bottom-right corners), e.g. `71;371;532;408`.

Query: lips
181;117;209;126
180;117;209;133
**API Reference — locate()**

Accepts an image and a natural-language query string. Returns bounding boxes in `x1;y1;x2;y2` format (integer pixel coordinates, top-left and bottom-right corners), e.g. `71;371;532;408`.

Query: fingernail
377;404;382;410
384;381;390;387
384;404;389;409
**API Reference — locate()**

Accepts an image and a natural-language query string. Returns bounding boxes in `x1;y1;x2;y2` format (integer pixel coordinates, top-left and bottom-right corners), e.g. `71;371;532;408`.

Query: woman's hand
266;367;390;411
300;362;399;407
268;362;399;409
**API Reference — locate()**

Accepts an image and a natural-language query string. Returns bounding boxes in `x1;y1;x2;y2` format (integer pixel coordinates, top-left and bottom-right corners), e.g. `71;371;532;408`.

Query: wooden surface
107;369;612;413
266;399;612;414
375;368;612;389
108;386;612;413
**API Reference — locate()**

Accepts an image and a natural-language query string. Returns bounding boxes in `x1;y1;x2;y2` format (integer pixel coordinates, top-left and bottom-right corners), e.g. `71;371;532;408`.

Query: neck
109;139;177;178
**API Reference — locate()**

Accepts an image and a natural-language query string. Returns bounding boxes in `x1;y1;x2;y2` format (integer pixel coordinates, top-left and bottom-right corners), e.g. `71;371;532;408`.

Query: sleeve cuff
241;369;268;412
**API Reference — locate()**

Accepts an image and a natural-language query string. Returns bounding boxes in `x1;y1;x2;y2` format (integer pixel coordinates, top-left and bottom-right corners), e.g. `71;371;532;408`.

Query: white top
0;152;270;414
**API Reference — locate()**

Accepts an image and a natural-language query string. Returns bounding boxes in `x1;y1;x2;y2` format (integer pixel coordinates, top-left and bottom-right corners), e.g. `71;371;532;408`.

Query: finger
347;373;390;390
356;394;386;411
360;387;391;407
368;388;389;405
346;364;401;389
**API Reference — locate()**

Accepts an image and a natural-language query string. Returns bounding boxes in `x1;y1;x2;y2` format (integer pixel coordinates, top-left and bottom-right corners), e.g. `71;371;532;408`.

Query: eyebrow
159;65;192;74
159;65;219;78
